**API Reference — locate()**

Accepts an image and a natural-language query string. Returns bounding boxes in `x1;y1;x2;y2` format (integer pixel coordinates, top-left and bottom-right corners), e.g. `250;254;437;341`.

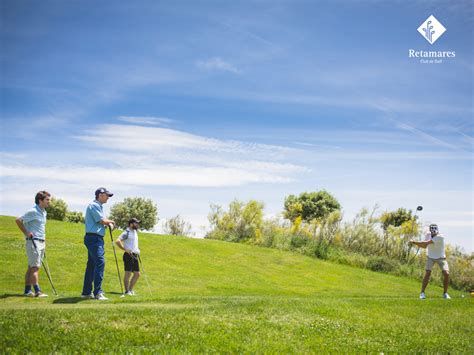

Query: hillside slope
0;216;454;298
1;216;472;353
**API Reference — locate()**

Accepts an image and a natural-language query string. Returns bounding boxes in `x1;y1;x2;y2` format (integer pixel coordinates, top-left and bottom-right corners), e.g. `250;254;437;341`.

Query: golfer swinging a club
115;218;141;296
81;187;115;300
15;191;51;297
410;224;451;300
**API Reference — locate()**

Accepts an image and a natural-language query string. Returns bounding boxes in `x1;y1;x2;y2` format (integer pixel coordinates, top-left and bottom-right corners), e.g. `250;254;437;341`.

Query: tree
379;208;415;231
46;197;68;221
109;197;158;231
284;190;341;223
206;200;264;242
163;215;193;236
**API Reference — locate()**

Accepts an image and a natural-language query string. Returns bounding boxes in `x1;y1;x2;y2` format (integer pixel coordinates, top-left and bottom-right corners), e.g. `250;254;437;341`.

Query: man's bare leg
421;270;431;293
124;271;132;292
25;267;32;287
29;266;39;286
129;272;140;291
442;271;449;293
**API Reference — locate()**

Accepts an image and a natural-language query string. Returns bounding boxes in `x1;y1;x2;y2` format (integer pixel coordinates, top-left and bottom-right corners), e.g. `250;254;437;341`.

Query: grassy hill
1;215;472;353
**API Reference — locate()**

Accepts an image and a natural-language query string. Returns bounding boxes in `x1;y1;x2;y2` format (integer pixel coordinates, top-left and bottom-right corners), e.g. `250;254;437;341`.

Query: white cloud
0;152;27;160
196;57;240;74
0;164;296;187
117;116;174;126
1;123;308;188
73;124;300;158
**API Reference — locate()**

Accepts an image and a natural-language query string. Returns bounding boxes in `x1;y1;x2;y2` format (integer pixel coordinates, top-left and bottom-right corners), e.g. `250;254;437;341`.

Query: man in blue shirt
82;187;116;300
15;191;51;297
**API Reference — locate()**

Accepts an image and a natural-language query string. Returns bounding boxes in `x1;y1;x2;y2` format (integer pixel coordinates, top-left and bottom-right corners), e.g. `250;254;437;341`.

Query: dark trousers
82;233;105;296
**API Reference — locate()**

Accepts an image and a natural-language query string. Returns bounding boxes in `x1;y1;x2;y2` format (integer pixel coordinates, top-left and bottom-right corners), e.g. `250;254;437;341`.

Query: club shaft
138;255;153;296
31;239;58;295
42;260;57;295
109;227;124;295
408;208;421;264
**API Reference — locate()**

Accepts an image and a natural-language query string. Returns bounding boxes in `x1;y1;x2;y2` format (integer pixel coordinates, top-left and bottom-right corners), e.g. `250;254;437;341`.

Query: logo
417;15;446;44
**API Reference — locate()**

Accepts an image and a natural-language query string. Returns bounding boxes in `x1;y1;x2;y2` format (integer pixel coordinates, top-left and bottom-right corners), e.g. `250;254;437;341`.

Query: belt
26;238;45;242
85;233;104;237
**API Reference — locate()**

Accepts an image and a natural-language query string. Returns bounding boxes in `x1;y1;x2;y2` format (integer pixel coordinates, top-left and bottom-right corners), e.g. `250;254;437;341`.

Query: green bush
367;256;398;273
397;263;416;278
290;233;308;249
46;197;68;221
314;240;331;260
206;200;264;242
258;232;274;248
65;211;84;224
328;249;368;269
271;232;293;251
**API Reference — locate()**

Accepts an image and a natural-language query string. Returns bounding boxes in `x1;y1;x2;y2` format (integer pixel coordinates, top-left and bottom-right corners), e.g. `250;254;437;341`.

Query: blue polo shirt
20;205;47;240
85;200;106;236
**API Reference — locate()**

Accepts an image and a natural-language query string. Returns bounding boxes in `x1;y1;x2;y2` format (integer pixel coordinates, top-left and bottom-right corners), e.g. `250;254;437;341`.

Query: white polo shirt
119;228;140;254
424;233;446;259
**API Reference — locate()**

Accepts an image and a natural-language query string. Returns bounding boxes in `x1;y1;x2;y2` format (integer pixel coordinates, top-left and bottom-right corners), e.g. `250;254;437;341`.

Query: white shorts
26;239;45;268
426;258;449;272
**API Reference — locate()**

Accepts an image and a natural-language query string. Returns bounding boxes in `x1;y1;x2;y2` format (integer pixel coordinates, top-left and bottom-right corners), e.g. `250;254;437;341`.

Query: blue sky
1;0;472;251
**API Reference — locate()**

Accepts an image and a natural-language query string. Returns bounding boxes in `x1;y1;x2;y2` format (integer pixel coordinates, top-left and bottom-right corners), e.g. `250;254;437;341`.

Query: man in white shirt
115;218;141;296
410;224;450;300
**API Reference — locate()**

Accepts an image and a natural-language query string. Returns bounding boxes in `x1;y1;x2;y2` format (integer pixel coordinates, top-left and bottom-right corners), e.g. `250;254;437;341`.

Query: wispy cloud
292;141;342;149
196;57;240;74
1;123;308;188
217;20;277;48
394;122;461;150
0;152;27;160
117;116;174;126
74;124;300;158
0;164;298;187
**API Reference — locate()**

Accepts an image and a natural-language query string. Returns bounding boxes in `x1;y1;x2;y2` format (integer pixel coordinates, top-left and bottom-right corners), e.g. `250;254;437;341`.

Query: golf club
108;225;125;298
137;254;153;296
408;205;423;264
31;239;58;295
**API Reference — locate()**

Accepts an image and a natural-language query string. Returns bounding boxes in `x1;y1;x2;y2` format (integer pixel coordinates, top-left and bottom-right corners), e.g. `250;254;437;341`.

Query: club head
417;206;423;211
120;294;125;298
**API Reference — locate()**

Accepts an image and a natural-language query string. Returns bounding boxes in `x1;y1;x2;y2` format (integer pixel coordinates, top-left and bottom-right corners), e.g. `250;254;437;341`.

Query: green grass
1;215;472;353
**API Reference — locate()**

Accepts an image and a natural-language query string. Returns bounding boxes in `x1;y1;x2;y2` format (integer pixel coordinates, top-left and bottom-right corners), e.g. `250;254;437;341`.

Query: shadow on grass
53;297;91;304
0;293;27;299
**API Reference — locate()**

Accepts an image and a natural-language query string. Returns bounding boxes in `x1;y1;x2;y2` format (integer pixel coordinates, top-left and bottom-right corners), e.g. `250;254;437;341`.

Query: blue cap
95;187;113;198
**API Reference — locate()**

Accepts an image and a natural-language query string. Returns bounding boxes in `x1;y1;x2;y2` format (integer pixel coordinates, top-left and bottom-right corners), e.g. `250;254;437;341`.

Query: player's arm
15;217;33;238
115;232;131;254
89;204;115;228
100;218;116;229
410;240;433;249
115;238;125;251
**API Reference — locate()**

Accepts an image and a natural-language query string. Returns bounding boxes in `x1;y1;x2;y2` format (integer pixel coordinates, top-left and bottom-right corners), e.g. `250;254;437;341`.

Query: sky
1;0;473;252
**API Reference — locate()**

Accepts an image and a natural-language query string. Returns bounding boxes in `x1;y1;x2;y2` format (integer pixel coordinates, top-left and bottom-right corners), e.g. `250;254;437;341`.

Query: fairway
1;216;473;353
